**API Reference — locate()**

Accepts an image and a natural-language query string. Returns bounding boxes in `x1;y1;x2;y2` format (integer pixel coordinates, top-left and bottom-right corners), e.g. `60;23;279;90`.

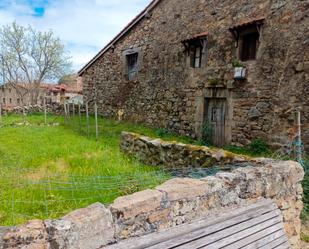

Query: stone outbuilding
79;0;308;150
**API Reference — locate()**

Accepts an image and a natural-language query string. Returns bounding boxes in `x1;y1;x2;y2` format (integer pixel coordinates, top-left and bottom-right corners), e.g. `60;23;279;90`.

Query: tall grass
0;113;195;226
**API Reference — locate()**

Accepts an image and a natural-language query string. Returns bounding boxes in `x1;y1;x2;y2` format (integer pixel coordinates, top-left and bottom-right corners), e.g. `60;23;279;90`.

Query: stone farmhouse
79;0;308;150
0;77;83;109
0;83;46;108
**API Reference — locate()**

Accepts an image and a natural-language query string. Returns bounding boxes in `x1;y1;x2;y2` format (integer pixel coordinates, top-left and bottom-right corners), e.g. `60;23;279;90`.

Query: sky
0;0;151;72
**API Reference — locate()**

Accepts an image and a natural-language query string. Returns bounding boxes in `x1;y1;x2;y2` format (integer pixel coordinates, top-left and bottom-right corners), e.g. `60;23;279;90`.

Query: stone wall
120;131;249;168
0;137;304;248
81;0;309;151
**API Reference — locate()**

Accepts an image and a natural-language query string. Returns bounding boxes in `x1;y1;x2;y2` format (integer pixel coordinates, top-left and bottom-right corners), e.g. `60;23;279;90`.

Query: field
1;113;308;234
0;113;194;226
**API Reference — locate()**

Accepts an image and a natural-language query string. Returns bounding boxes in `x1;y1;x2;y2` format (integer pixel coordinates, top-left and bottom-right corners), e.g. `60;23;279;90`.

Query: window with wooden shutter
240;32;259;61
229;18;264;62
193;46;202;68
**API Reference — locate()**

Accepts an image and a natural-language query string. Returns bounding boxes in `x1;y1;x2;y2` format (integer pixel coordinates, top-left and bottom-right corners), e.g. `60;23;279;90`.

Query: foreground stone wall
81;0;309;151
0;153;304;247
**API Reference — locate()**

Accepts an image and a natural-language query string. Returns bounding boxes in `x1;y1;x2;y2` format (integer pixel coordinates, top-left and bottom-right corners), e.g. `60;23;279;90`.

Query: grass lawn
1;113;308;231
0;113;195;226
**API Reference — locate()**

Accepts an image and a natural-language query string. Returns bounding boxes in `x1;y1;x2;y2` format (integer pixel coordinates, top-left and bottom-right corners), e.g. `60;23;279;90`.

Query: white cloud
0;0;152;72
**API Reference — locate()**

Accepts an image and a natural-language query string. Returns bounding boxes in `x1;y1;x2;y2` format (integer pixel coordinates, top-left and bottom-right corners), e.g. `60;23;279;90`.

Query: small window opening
126;53;138;80
2;98;5;104
9;98;12;103
193;46;202;68
240;32;259;61
17;98;20;104
8;88;11;93
182;35;207;69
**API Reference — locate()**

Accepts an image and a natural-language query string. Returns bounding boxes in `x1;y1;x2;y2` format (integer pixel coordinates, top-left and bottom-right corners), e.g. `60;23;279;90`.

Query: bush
155;128;172;137
200;122;214;146
249;139;271;156
224;139;271;157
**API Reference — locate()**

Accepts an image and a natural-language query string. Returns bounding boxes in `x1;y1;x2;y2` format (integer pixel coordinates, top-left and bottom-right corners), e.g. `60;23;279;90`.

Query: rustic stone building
79;0;308;150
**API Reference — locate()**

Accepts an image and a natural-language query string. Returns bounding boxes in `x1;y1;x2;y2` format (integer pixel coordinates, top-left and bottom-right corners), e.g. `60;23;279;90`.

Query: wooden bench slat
104;200;276;249
191;216;280;249
145;204;277;249
165;210;280;249
259;236;290;249
240;228;286;249
103;200;290;249
275;241;291;249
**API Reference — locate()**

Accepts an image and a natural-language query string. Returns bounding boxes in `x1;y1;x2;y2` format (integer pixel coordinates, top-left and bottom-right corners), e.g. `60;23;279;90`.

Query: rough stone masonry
79;0;308;151
0;140;304;248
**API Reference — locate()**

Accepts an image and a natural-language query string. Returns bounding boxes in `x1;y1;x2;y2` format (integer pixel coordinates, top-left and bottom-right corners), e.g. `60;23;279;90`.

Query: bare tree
0;22;72;105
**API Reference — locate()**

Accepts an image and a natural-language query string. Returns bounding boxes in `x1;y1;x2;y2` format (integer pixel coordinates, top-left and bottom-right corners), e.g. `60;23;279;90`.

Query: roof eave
78;0;162;76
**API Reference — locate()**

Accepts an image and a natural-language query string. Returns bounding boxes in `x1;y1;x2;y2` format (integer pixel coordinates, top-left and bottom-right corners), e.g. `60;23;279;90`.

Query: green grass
0;113;195;226
1;113;308;228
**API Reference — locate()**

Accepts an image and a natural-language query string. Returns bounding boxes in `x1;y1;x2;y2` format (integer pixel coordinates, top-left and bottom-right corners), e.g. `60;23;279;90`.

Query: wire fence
0;163;245;226
0;105;307;226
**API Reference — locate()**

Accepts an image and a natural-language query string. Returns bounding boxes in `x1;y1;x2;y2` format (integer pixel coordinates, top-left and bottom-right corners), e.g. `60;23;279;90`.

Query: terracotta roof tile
229;17;265;31
182;32;209;43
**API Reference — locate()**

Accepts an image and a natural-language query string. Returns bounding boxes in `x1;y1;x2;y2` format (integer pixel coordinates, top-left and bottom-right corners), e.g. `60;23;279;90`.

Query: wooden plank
103;200;276;249
275;241;291;249
181;213;281;249
239;228;286;249
134;202;275;249
258;236;289;249
148;209;280;249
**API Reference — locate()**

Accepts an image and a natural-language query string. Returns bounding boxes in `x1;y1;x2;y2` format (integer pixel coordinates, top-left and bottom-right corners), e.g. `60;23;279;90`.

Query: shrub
232;58;245;68
249;139;271;156
200;122;214;146
155;128;172;137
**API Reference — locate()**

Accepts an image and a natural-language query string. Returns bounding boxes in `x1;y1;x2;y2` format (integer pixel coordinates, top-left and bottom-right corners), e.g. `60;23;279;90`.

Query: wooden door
205;98;226;147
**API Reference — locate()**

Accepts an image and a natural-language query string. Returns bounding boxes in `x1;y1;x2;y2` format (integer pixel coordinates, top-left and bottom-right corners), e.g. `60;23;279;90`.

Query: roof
229;17;265;31
182;32;209;43
78;0;162;76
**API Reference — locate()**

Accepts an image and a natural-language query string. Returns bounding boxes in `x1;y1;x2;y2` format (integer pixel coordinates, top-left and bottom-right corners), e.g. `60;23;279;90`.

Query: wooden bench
104;199;291;249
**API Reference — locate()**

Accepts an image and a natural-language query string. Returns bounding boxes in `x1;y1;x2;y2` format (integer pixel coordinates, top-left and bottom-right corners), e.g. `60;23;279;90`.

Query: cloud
0;0;151;72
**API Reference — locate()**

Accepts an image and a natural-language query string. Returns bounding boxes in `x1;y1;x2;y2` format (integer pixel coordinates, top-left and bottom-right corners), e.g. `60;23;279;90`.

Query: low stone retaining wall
0;133;305;249
120;132;249;168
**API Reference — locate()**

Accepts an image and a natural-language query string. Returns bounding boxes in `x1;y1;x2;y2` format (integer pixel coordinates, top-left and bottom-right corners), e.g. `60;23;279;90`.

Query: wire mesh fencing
0;164;242;226
0;167;169;226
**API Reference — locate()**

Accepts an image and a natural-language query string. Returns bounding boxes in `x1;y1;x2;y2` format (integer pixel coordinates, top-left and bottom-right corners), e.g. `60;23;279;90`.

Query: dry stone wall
81;0;309;151
0;135;304;248
120;131;250;168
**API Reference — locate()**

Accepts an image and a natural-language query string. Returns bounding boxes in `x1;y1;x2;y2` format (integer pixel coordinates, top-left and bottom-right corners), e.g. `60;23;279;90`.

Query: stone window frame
122;48;143;81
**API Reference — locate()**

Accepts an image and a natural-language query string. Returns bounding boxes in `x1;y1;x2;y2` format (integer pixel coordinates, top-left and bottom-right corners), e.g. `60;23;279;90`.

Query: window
2;98;5;104
126;53;138;80
182;34;207;69
240;32;259;61
9;98;12;104
8;88;11;93
17;98;20;105
193;46;203;68
229;19;264;62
